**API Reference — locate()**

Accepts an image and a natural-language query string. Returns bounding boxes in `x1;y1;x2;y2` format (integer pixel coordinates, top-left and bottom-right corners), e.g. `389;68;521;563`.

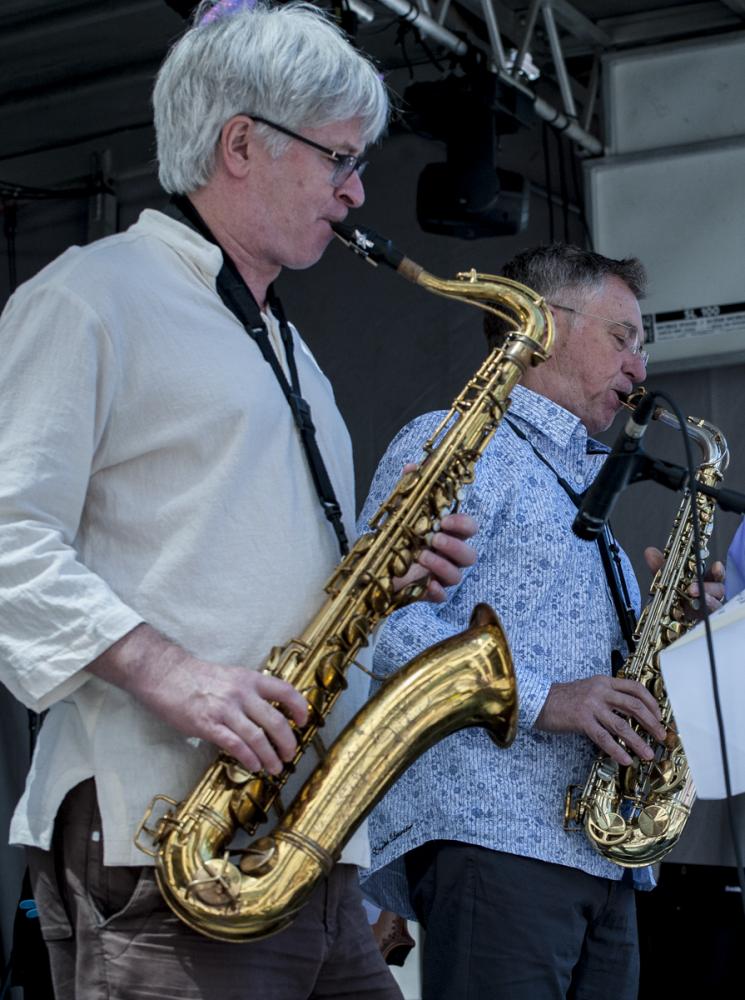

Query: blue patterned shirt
358;385;651;918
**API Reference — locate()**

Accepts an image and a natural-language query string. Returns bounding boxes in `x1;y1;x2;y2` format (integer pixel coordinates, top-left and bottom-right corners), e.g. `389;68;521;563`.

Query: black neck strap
171;195;349;558
506;418;637;657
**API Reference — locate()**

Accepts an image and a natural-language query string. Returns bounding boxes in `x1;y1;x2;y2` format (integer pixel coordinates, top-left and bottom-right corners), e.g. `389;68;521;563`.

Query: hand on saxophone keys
393;511;478;603
86;623;309;776
644;545;726;618
390;462;478;603
536;675;668;767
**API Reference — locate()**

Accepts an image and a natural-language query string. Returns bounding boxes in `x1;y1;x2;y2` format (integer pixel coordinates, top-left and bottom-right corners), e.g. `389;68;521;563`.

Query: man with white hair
0;4;474;997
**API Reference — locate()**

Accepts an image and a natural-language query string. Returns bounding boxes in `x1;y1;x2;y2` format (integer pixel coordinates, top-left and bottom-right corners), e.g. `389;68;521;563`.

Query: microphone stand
623;451;745;515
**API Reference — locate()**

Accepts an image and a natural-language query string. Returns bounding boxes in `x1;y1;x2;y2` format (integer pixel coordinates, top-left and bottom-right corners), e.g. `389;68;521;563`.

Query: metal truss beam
370;0;603;153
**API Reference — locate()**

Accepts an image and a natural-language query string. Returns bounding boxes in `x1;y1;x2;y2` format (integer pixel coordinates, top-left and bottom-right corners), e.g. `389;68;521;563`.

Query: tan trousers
27;780;402;1000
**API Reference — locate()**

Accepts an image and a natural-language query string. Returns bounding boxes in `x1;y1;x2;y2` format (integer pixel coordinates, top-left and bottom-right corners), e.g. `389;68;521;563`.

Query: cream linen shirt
0;209;370;867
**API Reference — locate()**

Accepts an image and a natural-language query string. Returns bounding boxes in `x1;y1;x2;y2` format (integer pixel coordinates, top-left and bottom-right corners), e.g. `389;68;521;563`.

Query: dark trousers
405;840;639;1000
27;779;402;1000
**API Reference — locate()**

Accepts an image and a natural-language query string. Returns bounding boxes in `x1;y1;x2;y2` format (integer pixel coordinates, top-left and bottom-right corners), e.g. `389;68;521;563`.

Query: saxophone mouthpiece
331;222;405;273
620;387;664;423
618;388;644;409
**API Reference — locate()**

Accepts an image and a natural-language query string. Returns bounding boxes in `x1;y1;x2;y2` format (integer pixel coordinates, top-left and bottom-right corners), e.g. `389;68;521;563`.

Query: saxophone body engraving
135;225;555;940
565;390;729;866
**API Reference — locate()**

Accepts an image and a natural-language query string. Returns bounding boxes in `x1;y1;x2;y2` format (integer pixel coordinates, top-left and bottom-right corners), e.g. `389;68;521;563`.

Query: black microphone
572;392;656;541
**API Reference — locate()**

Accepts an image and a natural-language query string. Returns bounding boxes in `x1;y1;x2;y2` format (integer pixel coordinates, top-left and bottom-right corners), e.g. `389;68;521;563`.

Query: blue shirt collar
509;384;588;451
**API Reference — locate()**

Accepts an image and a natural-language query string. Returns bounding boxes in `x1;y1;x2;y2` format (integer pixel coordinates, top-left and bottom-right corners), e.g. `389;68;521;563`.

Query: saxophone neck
332;221;555;362
621;387;729;473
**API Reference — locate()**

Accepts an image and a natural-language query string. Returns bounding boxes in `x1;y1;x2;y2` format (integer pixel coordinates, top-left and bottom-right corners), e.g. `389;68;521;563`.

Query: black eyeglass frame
549;302;650;366
247;114;367;187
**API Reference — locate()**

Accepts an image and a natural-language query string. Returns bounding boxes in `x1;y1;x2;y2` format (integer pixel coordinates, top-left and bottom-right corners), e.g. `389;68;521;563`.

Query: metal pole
511;0;542;81
542;2;578;119
479;0;509;71
373;0;603;154
374;0;468;54
582;52;600;134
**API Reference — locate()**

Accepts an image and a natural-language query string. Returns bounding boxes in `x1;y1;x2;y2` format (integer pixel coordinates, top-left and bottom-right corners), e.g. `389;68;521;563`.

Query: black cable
0;120;153;166
556;130;570;242
364;12;402;37
395;20;416;79
0;179;99;201
653;389;745;913
569;143;594;251
409;25;446;73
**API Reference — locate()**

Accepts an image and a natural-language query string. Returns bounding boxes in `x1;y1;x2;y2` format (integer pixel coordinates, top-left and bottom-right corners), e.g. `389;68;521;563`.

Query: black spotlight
406;74;532;240
416;162;529;240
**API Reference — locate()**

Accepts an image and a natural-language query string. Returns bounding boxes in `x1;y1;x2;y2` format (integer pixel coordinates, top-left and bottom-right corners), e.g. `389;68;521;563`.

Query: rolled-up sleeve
0;280;143;711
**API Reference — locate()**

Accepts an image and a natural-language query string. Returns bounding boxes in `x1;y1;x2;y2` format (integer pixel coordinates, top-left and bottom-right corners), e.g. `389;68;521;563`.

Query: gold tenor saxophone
565;388;729;865
136;223;554;940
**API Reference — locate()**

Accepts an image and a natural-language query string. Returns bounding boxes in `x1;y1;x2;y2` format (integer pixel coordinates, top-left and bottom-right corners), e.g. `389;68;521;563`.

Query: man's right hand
87;624;308;774
535;674;667;766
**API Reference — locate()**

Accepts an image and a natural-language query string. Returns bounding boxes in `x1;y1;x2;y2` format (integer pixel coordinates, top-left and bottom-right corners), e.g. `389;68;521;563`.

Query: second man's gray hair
484;242;647;348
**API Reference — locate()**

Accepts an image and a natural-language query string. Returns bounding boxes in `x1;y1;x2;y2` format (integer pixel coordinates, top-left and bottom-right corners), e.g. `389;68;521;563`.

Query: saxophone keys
395;470;420;494
651;757;686;794
587;811;628;846
664;620;686;643
390;549;412;577
412;515;430;537
563;785;581;828
230;776;273;830
432;486;451;511
638;804;671;839
343;615;371;648
365;578;394;614
305;684;327;724
223;761;253;785
188;857;242;907
239;837;277;877
317;651;346;690
663;727;681;752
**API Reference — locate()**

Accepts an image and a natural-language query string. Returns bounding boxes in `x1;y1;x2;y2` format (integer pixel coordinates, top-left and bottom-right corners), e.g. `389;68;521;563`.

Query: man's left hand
644;546;726;619
394;511;477;603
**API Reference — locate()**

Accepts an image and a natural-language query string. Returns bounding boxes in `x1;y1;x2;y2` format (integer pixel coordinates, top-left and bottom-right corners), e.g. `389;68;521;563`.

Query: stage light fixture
405;73;533;240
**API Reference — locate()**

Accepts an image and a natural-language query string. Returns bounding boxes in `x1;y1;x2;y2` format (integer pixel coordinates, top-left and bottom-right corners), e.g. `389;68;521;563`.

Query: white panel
586;138;745;369
604;32;745;155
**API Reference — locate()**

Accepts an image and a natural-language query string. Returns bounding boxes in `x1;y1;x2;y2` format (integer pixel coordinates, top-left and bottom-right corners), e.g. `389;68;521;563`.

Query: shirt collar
133;209;224;285
509;384;589;451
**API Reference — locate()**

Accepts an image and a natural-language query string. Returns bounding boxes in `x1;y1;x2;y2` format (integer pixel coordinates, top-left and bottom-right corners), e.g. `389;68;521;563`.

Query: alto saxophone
565;388;729;866
135;223;555;941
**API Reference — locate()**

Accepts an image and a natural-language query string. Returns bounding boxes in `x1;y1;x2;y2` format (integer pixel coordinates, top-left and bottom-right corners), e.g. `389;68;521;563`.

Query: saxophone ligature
135;223;555;940
565;388;729;865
